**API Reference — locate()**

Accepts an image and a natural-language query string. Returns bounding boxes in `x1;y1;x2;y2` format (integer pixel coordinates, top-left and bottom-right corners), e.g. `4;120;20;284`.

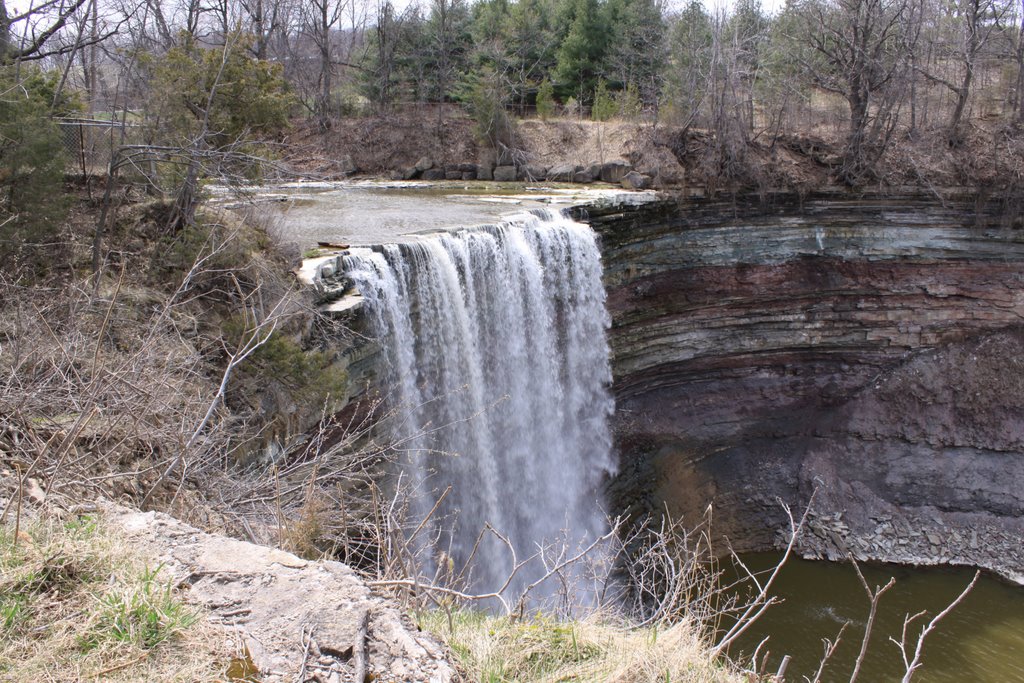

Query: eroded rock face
583;193;1024;582
104;503;454;683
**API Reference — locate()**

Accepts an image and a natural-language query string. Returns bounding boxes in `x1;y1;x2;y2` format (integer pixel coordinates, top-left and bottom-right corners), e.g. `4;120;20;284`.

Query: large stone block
599;160;632;184
493;165;517;182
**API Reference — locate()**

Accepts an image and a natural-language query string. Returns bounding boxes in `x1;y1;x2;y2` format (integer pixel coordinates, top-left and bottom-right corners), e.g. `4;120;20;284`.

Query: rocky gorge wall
579;192;1024;582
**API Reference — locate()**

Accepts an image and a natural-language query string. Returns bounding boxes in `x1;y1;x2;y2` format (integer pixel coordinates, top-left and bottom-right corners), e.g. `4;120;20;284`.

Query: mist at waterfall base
344;210;617;605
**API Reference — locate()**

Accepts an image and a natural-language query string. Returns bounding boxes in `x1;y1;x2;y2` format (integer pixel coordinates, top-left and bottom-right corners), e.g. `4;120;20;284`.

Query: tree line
2;0;1024;200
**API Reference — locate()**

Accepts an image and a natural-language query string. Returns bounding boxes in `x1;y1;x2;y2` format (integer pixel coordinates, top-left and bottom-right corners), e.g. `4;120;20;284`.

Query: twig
353;611;369;683
892;571;980;683
809;622;848;683
850;558;895;683
91;652;149;677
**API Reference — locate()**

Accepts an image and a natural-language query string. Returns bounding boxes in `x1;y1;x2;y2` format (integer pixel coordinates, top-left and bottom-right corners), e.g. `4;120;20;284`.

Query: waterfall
343;209;616;600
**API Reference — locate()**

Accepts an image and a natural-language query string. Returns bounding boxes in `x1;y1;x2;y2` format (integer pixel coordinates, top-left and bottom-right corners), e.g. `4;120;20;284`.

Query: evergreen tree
666;0;713;125
501;0;559;107
604;0;667;106
424;0;473;102
0;68;68;269
553;0;607;101
536;77;557;118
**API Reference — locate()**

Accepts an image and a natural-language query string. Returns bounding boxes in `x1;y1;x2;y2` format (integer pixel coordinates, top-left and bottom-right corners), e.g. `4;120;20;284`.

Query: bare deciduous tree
798;0;916;182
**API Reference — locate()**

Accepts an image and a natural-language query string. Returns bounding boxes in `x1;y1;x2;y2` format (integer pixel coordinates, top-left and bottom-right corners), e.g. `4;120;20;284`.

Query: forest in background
4;0;1024;177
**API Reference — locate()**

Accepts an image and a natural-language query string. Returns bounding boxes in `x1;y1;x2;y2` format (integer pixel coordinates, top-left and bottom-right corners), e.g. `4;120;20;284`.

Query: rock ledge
103;503;453;683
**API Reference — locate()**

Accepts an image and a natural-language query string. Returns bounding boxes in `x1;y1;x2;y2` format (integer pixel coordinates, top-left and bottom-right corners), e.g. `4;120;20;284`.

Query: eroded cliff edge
580;193;1024;582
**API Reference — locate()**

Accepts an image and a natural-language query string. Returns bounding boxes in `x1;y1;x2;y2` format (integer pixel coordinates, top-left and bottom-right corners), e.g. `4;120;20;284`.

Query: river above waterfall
222;180;647;246
726;553;1024;682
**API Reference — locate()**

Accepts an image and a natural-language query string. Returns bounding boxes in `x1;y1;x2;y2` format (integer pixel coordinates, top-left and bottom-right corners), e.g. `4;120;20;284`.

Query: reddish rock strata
581;193;1024;581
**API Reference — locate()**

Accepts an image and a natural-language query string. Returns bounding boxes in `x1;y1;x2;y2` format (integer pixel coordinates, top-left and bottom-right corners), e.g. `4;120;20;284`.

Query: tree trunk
1016;1;1024;123
317;0;332;129
0;0;10;61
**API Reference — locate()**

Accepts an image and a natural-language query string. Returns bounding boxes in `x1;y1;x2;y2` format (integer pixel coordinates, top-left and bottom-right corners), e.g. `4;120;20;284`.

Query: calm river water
232;181;637;245
727;553;1024;682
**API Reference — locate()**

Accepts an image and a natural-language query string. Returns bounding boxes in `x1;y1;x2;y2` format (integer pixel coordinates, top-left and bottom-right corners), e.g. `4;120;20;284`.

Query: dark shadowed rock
337;155;358;175
599;160;631;183
621;170;652;190
520;165;547;181
583;193;1024;585
445;169;462;180
493;165;517;182
421;169;446;181
476;164;494;180
547;164;580;182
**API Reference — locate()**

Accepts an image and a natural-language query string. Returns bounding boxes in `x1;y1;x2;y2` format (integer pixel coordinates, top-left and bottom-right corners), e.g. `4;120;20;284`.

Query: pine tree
536;78;557;119
553;0;607;101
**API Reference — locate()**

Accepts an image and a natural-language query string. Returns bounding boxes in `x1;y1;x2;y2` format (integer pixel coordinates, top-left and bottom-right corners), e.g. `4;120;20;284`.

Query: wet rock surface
585;192;1024;582
104;503;453;683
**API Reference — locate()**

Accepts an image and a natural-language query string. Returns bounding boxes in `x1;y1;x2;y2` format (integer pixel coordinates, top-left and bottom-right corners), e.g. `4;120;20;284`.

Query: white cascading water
343;209;616;600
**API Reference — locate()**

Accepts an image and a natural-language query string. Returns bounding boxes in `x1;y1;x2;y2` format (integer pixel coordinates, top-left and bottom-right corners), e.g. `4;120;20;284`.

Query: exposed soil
280;109;1024;200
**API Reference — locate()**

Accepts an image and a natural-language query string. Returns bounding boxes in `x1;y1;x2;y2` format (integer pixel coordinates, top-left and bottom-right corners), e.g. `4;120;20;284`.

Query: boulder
476;164;494;181
393;166;417;181
573;164;601;183
519;165;547;181
461;171;477;180
599;160;632;184
421;169;446;181
493;165;517;182
414;156;434;172
547;164;580;182
445;169;463;180
621;170;653;190
337;154;358;176
458;162;477;173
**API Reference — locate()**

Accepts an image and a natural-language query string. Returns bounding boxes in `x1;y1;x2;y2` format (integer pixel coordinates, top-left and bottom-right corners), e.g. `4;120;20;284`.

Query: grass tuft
418;609;742;683
0;511;223;681
80;564;199;651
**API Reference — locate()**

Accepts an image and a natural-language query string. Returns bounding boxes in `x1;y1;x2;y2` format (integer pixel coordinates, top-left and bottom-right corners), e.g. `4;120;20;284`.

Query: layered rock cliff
580;193;1024;581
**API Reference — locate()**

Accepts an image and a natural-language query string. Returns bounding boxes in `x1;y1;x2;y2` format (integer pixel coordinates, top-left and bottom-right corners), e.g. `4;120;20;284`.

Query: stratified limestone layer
584;193;1024;582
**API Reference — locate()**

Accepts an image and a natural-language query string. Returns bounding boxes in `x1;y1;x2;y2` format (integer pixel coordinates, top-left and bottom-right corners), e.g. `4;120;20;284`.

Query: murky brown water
726;553;1024;682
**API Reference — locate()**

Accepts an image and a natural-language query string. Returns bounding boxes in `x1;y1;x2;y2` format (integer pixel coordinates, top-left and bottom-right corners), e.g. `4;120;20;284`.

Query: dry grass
418;609;742;683
0;509;227;682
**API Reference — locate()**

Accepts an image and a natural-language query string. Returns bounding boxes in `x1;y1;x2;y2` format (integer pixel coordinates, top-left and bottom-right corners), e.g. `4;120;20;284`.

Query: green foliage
591;79;617;121
145;33;295;148
498;0;559;105
554;0;607;100
81;565;197;651
536;78;557;119
664;0;713;125
423;0;474;102
222;319;349;420
617;81;642;118
459;67;516;150
0;66;69;269
603;0;667;103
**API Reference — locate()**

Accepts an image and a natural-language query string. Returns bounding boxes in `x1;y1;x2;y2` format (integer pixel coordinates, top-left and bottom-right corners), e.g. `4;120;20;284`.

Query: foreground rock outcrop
103;503;454;683
582;191;1024;582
